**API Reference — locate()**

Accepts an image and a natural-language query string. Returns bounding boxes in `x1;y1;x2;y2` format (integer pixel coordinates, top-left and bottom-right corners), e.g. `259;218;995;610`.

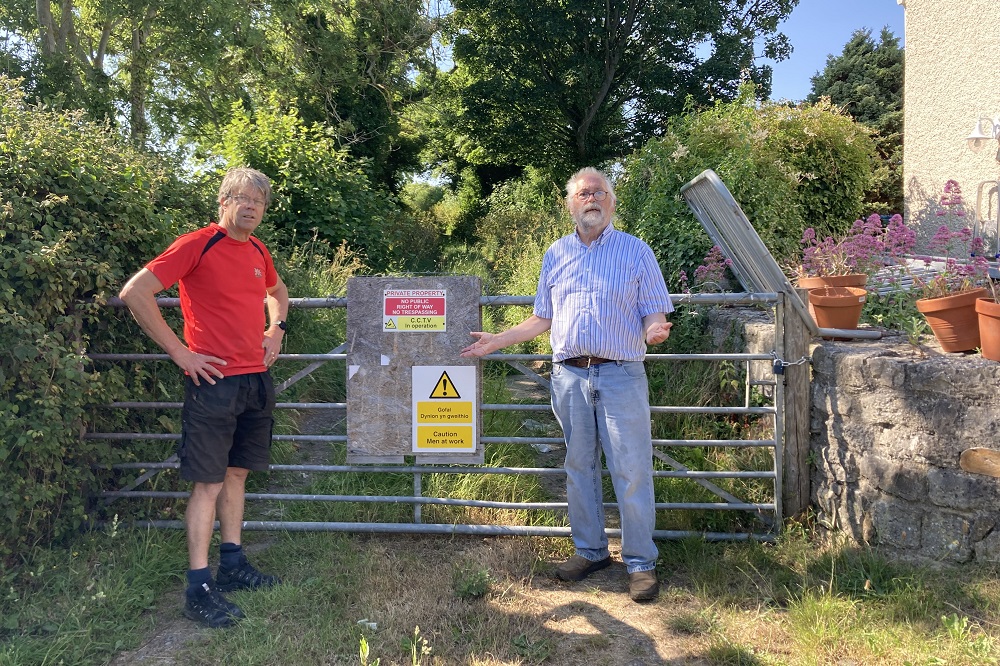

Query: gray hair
565;167;616;201
218;167;272;209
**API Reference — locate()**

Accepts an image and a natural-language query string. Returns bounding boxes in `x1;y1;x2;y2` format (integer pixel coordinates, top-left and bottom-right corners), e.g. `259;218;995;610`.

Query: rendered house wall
901;0;1000;244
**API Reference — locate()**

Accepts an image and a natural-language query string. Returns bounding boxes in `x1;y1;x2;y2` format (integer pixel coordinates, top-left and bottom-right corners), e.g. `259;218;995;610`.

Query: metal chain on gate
770;350;809;375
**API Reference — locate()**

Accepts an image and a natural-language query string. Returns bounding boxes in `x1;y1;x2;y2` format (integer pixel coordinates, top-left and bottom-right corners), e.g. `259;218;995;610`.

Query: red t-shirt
146;223;278;376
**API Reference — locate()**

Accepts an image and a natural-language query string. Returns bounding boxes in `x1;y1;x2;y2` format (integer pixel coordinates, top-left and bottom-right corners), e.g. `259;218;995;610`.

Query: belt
561;356;617;368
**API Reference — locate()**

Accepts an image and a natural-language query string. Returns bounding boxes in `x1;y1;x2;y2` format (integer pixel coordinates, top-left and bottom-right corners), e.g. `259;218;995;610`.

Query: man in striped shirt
462;167;673;602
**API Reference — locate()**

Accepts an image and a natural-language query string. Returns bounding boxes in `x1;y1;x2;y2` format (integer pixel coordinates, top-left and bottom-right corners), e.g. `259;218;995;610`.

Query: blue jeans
551;360;658;573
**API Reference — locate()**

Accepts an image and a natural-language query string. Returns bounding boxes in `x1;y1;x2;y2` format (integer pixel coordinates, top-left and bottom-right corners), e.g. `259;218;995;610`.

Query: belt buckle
585;357;594;368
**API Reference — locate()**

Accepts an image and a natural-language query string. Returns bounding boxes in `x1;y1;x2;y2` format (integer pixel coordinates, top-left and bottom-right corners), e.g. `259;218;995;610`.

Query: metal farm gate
86;170;838;543
88;291;788;543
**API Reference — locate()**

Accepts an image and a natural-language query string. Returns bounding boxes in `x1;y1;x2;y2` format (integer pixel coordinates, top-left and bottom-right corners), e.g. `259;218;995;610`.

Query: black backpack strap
194;230;265;268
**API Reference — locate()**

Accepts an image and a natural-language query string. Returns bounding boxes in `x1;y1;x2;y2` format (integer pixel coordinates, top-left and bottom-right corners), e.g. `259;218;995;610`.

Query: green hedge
617;86;877;288
0;77;210;561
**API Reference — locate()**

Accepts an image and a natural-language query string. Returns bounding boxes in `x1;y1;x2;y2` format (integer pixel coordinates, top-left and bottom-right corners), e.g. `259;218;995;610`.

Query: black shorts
178;371;276;483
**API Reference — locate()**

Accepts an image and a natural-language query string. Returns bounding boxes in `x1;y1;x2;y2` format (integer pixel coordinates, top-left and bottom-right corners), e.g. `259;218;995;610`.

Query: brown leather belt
561;356;617;368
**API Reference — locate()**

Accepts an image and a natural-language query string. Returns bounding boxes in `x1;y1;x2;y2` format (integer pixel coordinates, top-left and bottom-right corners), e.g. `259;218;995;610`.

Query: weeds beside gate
88;292;789;542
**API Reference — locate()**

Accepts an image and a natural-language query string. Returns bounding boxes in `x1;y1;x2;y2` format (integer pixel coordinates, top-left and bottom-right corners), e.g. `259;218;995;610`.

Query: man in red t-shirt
120;167;289;628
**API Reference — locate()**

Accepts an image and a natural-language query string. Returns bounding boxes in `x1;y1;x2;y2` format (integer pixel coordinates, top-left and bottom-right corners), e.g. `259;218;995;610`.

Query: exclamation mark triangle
430;371;461;399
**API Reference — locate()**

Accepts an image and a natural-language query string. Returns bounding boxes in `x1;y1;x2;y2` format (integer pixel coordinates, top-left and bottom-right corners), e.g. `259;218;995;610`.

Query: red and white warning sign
383;289;446;332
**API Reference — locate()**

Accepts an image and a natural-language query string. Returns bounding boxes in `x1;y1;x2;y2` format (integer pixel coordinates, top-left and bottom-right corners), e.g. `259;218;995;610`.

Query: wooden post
781;292;812;518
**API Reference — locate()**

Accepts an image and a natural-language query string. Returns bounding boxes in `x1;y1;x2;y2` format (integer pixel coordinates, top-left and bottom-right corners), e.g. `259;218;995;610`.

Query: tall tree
806;27;903;214
233;0;435;187
431;0;797;180
0;0;241;144
1;0;435;186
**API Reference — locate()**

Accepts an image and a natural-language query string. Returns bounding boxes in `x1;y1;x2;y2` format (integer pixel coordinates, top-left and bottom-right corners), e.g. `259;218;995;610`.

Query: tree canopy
0;0;433;187
424;0;798;183
807;27;903;214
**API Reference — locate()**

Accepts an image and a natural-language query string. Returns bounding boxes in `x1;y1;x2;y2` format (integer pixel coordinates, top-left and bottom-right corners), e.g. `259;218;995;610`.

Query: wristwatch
275;320;287;331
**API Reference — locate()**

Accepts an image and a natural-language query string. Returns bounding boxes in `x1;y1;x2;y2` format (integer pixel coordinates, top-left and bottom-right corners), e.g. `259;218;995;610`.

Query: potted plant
795;213;915;327
976;284;1000;361
910;182;989;352
807;285;868;333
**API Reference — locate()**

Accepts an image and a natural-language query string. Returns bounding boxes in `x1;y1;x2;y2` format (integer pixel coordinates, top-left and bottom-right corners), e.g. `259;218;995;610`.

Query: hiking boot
555;555;612;582
216;558;282;592
183;582;244;628
629;570;660;602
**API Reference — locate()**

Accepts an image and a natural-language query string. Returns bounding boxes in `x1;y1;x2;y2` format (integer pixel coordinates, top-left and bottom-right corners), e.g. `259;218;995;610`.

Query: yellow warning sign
384;319;397;329
416;426;474;449
429;371;461;399
412;365;477;453
397;316;445;331
416;401;473;422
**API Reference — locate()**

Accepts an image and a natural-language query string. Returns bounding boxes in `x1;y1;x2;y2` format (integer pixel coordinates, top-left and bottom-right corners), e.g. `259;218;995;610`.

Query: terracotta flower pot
915;288;987;352
807;286;867;334
976;297;1000;361
796;274;868;290
797;274;867;324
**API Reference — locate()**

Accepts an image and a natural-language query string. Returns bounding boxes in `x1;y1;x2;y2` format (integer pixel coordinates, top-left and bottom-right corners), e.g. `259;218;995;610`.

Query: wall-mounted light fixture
967;116;1000;160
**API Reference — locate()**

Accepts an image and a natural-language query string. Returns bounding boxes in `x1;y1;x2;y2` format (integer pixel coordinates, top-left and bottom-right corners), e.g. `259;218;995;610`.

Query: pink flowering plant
692;245;734;292
910;180;989;300
796;213;915;279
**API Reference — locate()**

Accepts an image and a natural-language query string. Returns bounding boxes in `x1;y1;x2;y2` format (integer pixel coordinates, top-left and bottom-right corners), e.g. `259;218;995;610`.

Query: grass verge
3;525;999;665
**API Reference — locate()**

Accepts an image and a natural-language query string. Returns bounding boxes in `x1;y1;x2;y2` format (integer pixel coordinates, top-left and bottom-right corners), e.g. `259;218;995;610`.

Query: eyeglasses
228;193;266;207
574;190;608;201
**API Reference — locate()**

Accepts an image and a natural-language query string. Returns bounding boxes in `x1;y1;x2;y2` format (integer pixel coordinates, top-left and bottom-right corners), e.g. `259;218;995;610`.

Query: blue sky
766;0;905;102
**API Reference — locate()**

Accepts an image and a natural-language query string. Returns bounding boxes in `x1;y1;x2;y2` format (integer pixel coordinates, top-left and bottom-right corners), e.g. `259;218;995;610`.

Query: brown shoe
629;570;659;602
555;555;612;582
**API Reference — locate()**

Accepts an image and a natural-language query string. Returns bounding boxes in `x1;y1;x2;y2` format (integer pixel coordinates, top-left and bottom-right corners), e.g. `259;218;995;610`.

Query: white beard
577;208;607;231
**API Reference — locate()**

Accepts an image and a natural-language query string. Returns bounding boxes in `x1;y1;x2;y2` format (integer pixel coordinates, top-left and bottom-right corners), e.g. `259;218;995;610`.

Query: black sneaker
183;582;245;628
216;559;281;592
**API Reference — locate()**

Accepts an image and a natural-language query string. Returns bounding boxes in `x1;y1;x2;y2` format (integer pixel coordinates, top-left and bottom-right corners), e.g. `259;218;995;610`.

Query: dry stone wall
711;308;1000;563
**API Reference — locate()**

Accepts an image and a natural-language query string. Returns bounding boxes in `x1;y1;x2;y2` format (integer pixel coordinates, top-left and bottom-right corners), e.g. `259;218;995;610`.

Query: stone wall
810;336;1000;563
712;307;1000;563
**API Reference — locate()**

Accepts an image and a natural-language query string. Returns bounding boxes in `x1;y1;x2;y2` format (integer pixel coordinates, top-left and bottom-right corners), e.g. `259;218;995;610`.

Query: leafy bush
617;85;877;289
468;170;566;350
0;77;210;561
212;100;408;272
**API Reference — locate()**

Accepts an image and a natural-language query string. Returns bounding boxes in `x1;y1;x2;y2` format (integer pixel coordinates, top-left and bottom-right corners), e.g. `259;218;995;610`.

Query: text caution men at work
412;366;476;452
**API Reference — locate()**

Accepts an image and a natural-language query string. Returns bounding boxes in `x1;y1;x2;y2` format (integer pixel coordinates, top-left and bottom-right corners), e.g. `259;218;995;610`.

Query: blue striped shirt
534;223;673;362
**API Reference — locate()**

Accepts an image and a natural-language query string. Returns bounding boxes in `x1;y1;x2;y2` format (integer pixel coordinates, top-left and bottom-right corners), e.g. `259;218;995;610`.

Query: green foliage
441;0;798;174
474;170;564;282
807;28;903;215
0;526;188;665
236;0;434;186
0;77;210;562
617;85;877;289
861;290;921;332
1;0;433;185
452;561;491;599
213;100;438;272
462;169;567;350
644;309;775;533
401;182;446;212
